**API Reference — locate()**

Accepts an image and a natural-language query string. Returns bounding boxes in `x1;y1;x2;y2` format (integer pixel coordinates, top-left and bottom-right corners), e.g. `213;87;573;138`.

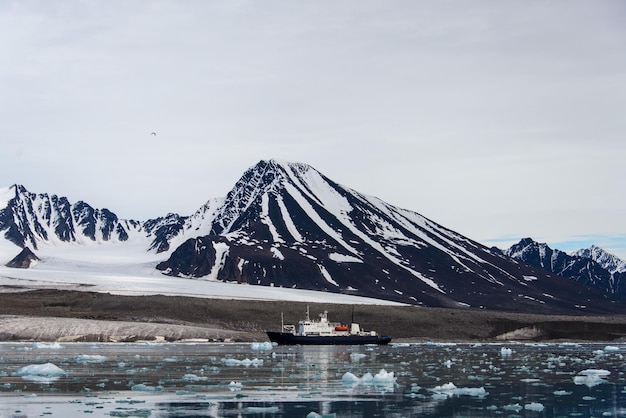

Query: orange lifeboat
335;325;349;331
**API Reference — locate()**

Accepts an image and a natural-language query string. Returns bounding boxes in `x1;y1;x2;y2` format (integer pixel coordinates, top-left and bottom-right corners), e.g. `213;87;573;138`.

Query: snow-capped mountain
506;238;625;301
1;160;624;314
574;246;626;274
155;160;621;313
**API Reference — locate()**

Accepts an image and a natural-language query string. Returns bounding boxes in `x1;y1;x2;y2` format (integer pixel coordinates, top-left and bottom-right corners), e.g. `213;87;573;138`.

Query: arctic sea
1;342;625;417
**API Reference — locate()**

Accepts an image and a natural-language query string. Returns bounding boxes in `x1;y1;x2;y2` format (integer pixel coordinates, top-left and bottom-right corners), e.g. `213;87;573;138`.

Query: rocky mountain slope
1;160;624;314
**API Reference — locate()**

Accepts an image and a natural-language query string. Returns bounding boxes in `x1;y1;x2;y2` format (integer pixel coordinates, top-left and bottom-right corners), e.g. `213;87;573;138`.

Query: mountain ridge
506;238;625;301
1;160;624;314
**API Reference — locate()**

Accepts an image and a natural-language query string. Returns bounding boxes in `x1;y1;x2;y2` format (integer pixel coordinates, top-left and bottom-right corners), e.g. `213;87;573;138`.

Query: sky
1;1;625;258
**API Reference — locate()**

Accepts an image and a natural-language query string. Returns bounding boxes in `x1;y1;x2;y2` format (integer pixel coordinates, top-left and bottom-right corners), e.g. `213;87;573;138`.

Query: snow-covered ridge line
2;160;625;311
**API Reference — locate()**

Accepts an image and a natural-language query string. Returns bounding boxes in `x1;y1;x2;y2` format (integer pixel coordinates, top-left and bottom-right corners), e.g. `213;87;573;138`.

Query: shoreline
2;289;626;343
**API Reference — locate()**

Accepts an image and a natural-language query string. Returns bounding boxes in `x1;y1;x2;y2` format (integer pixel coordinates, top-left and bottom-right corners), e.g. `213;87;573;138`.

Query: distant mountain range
1;159;624;314
505;238;626;301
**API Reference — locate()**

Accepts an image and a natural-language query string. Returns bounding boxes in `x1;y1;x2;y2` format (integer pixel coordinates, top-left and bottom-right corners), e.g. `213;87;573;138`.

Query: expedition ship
266;307;391;345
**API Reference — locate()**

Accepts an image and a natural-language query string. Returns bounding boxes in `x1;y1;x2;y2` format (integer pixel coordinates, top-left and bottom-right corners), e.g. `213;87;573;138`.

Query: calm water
0;341;625;417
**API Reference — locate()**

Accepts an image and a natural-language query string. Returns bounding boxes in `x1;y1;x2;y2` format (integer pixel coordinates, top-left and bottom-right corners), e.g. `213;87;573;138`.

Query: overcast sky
1;1;625;258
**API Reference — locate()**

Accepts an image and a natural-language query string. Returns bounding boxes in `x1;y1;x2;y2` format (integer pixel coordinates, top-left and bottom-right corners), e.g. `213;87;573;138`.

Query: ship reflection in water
1;342;626;417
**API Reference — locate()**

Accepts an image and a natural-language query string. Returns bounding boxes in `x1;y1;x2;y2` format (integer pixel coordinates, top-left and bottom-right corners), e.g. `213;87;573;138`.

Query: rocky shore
2;289;626;342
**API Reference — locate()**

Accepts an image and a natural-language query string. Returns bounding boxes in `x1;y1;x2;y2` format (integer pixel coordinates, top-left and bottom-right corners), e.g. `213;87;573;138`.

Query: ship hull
266;331;391;345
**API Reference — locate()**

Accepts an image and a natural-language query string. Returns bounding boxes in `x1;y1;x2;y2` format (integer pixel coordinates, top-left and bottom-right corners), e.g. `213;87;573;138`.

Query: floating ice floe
431;382;488;398
228;381;243;390
502;404;523;412
574;369;611;387
32;342;63;349
131;383;163;392
554;390;572;396
182;373;208;382
341;369;396;388
350;353;367;362
500;347;513;356
76;354;107;363
251;342;273;350
221;357;263;366
15;363;66;377
14;363;67;384
524;402;545;412
604;345;620;352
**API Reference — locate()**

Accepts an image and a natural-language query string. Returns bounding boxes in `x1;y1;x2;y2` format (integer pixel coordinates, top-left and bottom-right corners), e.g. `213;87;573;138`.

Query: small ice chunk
604;346;620;352
131;384;163;392
32;342;63;349
350;353;367;361
15;363;66;377
524;402;545;412
251;342;273;350
500;347;513;356
372;369;396;385
553;390;572;396
579;369;611;377
182;374;208;382
574;369;610;387
342;369;395;387
228;381;243;390
341;372;360;386
221;357;263;366
432;382;487;397
434;382;457;392
76;354;107;363
503;404;523;412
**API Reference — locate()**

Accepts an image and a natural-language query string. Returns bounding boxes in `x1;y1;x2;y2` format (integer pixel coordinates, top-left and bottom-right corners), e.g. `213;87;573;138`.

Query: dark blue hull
267;331;391;345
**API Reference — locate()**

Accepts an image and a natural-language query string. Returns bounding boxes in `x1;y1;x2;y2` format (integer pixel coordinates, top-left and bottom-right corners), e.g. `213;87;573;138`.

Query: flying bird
151;132;157;136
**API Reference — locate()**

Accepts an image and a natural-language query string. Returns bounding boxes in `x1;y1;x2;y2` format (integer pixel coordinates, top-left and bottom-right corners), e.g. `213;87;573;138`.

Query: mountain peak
574;245;626;274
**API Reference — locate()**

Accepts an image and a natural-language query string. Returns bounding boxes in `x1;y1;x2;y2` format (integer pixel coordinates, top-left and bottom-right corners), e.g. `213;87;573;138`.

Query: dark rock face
506;238;625;301
144;214;187;253
5;247;40;268
0;185;139;249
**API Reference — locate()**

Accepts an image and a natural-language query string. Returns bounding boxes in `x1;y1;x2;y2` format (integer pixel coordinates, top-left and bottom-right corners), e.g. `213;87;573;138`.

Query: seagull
151;132;157;136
